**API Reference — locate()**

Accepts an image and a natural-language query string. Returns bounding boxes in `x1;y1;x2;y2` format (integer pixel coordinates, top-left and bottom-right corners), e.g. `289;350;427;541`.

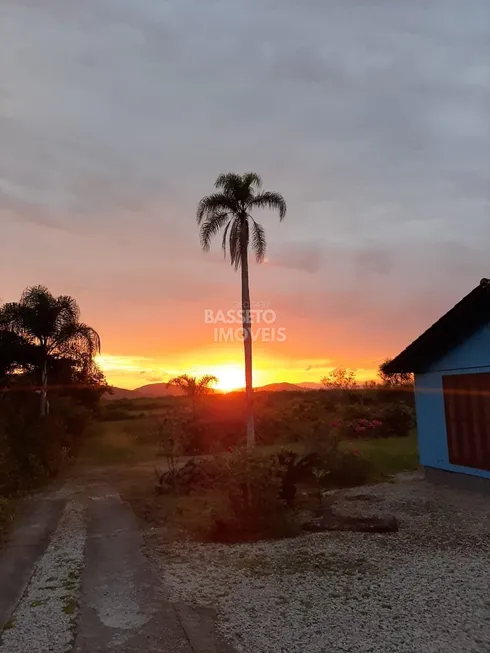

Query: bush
155;439;376;541
156;457;221;494
275;450;324;506
0;391;93;495
327;450;371;487
157;449;299;542
217;451;283;520
375;402;415;437
338;401;415;439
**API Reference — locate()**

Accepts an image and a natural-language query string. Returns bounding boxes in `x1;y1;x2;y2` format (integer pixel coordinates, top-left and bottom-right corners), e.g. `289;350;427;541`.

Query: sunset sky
1;0;489;390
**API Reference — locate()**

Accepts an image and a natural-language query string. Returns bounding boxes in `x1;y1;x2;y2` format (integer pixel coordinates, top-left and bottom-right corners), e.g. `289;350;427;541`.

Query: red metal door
443;372;490;471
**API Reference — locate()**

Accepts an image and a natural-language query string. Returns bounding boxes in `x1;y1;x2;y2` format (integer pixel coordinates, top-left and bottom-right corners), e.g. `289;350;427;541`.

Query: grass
343;431;419;479
62;597;77;615
79;421;160;466
256;432;419;480
84;408;419;480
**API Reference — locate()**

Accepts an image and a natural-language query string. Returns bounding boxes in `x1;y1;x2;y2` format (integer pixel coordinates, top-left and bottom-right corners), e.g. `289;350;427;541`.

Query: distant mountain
105;383;185;399
106;387;143;400
133;382;186;397
297;382;323;390
255;382;311;392
222;382;323;393
106;380;322;399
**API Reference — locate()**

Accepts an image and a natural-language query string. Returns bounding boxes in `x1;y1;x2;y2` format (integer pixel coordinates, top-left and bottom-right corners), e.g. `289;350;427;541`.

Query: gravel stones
0;500;86;653
153;475;490;653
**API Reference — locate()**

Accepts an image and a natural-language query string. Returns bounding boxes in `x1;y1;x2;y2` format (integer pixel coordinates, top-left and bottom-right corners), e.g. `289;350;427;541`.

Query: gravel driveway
148;473;490;653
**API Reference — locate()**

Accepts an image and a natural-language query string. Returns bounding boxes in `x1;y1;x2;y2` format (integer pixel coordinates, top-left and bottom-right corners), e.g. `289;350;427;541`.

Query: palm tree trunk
40;356;48;417
241;239;255;449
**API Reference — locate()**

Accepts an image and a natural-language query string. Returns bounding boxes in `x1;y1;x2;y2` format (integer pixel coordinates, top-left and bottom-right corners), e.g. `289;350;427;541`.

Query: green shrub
208;450;299;541
338;401;415;439
156;456;221;494
0;392;92;494
159;449;299;542
275;450;324;506
375;402;415;437
327;450;372;487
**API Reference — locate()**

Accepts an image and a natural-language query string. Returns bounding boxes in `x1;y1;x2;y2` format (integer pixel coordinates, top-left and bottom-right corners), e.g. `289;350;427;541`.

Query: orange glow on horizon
95;353;378;391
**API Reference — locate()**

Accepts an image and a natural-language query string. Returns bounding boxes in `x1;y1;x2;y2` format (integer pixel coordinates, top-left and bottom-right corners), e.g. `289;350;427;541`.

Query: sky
1;0;489;390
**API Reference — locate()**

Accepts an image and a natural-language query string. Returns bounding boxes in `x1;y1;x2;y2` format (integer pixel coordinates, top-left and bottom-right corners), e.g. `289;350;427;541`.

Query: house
385;278;490;487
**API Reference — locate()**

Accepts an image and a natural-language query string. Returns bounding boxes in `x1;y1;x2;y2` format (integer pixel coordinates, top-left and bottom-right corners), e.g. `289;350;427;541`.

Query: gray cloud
1;0;489;358
269;243;324;274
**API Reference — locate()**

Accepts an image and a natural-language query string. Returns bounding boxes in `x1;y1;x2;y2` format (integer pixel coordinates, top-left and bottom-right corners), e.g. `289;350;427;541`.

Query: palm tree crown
197;172;286;268
0;286;100;358
167;374;218;398
0;286;100;415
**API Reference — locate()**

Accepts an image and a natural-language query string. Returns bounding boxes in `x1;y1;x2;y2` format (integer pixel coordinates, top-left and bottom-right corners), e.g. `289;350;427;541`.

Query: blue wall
415;323;490;479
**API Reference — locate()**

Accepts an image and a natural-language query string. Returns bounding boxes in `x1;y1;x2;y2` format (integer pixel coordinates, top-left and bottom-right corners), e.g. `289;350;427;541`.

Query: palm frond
54;295;80;324
229;218;246;270
249;191;287;220
20;285;54;309
242;172;263;190
250;219;266;262
55;322;101;357
167;374;193;389
214;173;242;194
197;374;218;389
200;212;229;252
221;220;232;257
196;193;235;225
0;302;26;333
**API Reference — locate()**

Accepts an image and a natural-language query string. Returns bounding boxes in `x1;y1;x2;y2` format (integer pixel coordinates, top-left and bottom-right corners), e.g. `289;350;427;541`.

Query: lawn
257;431;419;480
78;420;161;466
82;411;419;479
343;431;419;479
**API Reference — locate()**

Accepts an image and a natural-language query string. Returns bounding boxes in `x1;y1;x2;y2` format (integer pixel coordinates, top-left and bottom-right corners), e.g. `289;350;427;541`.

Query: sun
212;364;245;392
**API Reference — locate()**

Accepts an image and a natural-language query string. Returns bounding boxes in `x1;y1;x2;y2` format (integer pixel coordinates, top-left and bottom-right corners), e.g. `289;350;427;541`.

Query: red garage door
443;372;490;471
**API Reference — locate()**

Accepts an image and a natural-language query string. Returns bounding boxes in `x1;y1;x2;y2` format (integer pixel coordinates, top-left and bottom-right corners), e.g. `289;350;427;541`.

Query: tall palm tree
0;286;100;416
167;374;218;414
197;172;287;448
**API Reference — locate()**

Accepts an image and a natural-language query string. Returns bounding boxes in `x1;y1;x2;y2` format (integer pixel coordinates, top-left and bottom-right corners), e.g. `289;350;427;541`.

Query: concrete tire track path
0;481;232;653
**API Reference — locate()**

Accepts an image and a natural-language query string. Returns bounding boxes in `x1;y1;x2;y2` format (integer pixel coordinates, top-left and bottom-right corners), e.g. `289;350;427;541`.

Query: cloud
1;0;489;374
305;361;332;372
267;243;324;274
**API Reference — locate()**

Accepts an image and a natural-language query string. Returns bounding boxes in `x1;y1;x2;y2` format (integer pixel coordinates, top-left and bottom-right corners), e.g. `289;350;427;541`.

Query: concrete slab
74;492;194;653
0;495;66;629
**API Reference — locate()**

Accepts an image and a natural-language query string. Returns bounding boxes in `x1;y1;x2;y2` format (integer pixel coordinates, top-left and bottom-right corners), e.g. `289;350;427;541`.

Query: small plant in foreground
312;467;330;504
328;450;371;487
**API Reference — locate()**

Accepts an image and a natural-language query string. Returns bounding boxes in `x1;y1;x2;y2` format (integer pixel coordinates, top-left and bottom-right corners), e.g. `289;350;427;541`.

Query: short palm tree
197;172;287;448
0;286;101;416
167;374;218;413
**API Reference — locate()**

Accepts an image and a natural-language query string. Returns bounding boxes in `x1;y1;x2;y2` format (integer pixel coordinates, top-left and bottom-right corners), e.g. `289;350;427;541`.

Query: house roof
384;279;490;374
